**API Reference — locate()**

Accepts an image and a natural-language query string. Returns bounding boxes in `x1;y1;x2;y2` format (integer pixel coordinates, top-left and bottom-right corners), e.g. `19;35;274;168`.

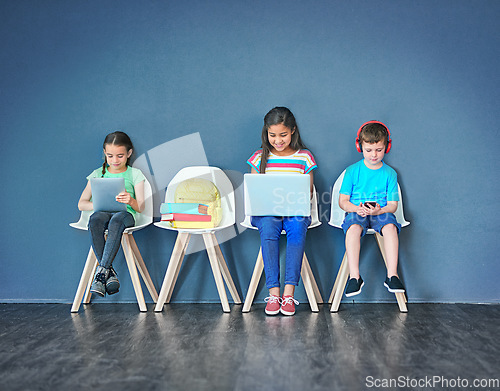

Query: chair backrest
164;166;235;230
69;178;153;231
328;170;410;230
130;178;153;231
240;185;322;231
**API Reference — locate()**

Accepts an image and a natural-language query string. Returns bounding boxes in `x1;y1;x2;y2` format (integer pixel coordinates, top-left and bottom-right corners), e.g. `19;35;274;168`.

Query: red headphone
355;120;392;153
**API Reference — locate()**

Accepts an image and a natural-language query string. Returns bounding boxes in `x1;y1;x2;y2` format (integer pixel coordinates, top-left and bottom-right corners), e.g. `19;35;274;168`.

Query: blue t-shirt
339;160;399;208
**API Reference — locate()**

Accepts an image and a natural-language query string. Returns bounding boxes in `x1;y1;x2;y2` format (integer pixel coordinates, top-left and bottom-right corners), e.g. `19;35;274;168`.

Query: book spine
161;213;212;222
160;203;208;215
171;221;216;229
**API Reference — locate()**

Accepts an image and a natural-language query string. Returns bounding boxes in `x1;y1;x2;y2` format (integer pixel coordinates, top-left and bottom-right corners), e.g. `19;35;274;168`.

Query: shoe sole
345;281;364;297
106;282;120;295
90;288;105;297
280;308;295;316
265;308;280;315
384;283;405;293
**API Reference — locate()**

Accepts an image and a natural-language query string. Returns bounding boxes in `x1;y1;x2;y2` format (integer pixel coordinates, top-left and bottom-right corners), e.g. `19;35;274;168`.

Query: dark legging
88;211;135;268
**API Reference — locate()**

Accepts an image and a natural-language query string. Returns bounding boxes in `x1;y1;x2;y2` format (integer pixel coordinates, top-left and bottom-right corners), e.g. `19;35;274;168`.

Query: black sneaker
384;276;405;293
345;276;364;297
90;266;109;297
106;267;120;295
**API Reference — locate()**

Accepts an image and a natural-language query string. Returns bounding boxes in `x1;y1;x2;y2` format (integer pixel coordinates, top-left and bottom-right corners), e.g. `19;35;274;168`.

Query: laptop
244;174;311;217
90;178;127;212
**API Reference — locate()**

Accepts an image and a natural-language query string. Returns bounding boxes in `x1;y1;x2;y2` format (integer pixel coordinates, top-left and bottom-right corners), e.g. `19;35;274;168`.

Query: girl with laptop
247;107;317;316
77;131;146;297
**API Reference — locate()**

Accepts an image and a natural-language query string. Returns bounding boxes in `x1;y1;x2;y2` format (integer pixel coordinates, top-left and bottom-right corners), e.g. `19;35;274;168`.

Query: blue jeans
88;211;135;269
251;216;311;289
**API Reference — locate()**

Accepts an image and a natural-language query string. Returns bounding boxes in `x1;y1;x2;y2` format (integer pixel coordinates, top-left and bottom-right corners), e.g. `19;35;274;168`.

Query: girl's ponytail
101;161;106;177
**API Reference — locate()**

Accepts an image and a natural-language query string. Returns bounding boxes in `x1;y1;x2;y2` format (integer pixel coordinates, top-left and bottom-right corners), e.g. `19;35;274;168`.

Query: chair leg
300;254;319;312
83;260;97;304
71;247;98;313
329;252;347;303
121;235;147;312
330;252;349;312
302;253;323;303
202;233;230;313
165;233;191;303
127;233;158;302
212;234;241;304
242;248;264;313
82;232;105;304
154;232;190;312
374;233;408;313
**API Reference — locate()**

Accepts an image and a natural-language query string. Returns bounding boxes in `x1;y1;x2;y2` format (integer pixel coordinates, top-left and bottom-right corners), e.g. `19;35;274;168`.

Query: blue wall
1;0;498;304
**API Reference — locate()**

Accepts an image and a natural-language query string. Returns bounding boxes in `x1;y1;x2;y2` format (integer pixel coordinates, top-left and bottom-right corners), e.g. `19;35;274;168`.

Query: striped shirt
247;149;317;174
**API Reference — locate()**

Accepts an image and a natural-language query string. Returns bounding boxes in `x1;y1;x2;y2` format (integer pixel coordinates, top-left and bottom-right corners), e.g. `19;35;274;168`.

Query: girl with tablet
77;131;146;297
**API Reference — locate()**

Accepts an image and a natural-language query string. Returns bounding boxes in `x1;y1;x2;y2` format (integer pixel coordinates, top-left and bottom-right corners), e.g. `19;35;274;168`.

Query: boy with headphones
339;121;405;297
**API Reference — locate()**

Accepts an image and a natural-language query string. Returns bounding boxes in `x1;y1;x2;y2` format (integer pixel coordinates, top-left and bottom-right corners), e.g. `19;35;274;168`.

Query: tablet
244;174;311;217
90;178;127;212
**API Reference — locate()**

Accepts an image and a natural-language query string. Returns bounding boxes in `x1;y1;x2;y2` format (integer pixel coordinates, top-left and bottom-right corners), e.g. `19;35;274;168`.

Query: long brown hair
259;107;308;173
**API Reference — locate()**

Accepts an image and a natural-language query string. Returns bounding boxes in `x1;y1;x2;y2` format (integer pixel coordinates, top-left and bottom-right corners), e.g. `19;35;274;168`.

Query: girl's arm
309;171;314;196
78;181;94;211
116;180;145;213
250;167;258;174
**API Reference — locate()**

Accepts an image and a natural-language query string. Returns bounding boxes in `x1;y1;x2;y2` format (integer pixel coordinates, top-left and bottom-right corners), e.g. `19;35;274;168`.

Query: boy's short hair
359;122;389;147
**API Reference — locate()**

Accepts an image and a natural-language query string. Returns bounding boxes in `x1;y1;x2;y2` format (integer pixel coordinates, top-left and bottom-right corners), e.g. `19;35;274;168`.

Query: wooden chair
240;187;323;313
153;166;241;313
328;170;410;312
70;179;158;312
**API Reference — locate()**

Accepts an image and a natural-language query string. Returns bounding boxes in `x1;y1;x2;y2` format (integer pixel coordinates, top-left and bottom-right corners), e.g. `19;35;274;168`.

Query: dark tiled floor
0;303;499;391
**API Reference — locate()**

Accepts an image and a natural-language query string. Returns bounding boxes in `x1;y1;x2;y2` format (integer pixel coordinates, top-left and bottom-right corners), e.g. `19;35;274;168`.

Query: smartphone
364;201;377;208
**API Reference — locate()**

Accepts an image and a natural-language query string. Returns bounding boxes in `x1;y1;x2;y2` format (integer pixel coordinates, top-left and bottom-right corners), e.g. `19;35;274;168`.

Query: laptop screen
244;174;311;217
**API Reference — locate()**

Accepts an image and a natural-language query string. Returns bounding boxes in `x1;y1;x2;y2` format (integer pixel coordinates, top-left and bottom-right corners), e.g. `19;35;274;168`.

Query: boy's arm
339;194;366;216
377;201;397;215
364;200;398;215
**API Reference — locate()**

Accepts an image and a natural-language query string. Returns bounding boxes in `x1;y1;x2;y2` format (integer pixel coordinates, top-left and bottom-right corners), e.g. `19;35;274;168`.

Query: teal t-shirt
339;159;399;208
87;166;146;216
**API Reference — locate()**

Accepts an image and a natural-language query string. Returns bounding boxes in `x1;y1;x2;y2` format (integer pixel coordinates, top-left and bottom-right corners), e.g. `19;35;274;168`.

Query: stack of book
160;202;214;228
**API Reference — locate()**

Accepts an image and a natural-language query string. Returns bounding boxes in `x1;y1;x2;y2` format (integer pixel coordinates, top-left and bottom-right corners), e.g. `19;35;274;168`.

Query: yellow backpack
173;178;222;228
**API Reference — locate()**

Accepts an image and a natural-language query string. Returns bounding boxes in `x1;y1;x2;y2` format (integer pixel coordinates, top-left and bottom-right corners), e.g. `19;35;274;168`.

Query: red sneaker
280;295;299;316
264;295;281;315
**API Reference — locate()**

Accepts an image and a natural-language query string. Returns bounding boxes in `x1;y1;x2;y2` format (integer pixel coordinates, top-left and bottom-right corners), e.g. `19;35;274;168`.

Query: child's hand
362;203;381;215
356;203;368;217
116;191;132;205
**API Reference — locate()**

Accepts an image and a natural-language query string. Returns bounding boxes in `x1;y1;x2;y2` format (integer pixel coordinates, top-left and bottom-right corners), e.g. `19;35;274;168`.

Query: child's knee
346;224;363;236
381;223;398;236
89;211;107;227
